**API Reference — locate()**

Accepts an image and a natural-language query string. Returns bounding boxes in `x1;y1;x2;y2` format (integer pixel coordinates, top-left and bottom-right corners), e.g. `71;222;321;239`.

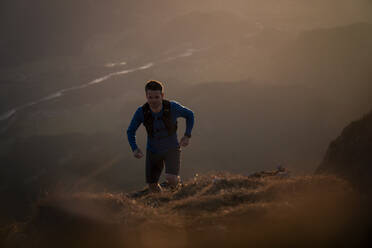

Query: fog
0;0;371;225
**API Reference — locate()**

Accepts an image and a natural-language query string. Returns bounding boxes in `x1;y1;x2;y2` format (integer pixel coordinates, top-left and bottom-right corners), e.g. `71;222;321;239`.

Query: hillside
1;171;370;248
316;110;372;194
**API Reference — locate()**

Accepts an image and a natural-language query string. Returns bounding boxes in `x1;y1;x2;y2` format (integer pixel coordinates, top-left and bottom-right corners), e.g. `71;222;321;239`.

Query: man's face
146;90;164;108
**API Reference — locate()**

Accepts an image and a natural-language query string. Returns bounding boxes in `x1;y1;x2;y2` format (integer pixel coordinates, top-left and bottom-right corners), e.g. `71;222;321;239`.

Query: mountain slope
1;171;368;248
316;109;372;193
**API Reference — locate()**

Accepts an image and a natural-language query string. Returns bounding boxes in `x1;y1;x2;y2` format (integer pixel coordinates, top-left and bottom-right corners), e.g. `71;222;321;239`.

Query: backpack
142;99;177;138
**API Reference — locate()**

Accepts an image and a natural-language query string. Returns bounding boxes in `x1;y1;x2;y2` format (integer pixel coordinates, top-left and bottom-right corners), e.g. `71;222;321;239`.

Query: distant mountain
0;0;186;66
158;11;251;46
113;10;253;59
316;110;372;194
0;0;255;66
3;0;370;67
0;0;121;65
263;22;372;86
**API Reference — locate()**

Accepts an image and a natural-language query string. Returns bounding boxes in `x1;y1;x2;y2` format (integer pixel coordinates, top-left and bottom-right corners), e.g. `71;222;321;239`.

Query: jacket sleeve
126;107;143;152
172;101;195;137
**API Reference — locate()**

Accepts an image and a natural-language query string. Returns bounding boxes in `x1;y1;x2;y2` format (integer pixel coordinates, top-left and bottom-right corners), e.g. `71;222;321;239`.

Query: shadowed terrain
316;110;372;194
1;172;370;248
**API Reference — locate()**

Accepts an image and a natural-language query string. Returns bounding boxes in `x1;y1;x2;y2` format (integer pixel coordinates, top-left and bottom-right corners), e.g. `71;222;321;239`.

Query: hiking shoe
160;181;172;189
160;181;182;191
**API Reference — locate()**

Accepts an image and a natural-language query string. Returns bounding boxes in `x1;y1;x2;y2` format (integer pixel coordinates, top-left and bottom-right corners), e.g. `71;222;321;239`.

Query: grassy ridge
2;172;369;248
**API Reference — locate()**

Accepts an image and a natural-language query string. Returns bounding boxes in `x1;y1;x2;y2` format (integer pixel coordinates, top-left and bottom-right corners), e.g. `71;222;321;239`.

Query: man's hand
133;148;144;159
179;136;190;147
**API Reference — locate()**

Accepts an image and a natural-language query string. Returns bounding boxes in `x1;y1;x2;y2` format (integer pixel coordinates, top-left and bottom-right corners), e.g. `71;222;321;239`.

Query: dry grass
1;172;370;248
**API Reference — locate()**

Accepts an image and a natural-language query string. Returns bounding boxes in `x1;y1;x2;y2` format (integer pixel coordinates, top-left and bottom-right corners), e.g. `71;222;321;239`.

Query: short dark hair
145;80;164;93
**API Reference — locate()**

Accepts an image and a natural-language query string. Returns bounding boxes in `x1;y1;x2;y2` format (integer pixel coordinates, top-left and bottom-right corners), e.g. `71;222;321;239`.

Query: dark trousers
145;147;181;184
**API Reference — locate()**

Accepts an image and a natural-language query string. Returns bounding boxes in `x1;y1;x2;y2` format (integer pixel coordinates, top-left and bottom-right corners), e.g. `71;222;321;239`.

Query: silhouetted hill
1;171;370;248
316;110;372;194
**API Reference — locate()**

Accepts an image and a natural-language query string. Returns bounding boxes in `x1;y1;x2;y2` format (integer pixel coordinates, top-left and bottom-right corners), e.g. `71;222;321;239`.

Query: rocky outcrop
316;110;372;193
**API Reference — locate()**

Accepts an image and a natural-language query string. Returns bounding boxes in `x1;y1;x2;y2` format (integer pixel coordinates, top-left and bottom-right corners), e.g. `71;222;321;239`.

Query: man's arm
126;107;143;152
172;101;194;137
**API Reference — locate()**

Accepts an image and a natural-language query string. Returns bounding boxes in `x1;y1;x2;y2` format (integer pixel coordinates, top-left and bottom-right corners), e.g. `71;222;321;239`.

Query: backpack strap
142;102;154;137
162;100;178;136
142;99;177;138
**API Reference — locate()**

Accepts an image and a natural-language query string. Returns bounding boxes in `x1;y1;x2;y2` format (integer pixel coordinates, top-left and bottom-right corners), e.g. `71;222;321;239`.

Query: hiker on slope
127;80;195;193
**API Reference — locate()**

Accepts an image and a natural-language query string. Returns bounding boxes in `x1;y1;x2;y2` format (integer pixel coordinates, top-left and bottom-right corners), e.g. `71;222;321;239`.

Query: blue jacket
127;100;194;154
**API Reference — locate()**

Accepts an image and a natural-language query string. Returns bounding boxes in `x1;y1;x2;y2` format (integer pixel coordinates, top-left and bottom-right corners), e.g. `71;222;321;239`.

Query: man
127;80;194;193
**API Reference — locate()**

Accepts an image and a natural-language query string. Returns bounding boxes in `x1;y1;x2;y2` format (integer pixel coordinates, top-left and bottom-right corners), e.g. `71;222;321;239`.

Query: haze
0;0;371;225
